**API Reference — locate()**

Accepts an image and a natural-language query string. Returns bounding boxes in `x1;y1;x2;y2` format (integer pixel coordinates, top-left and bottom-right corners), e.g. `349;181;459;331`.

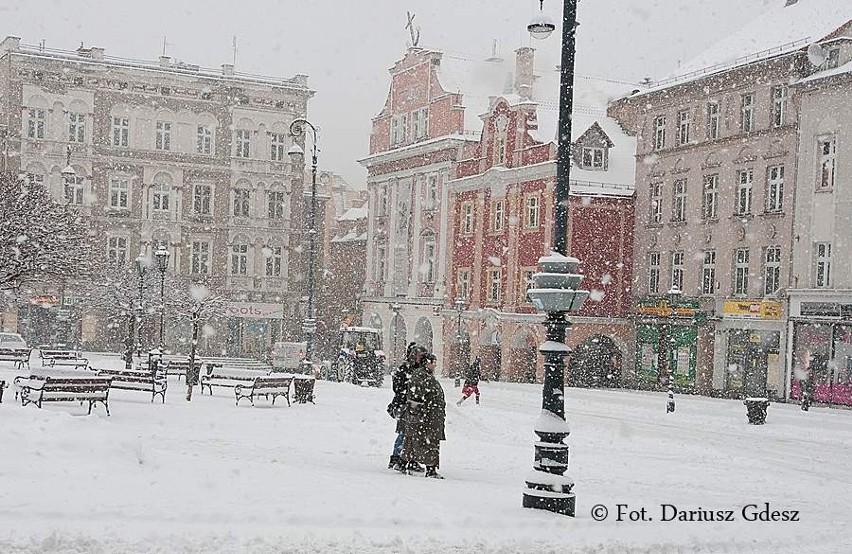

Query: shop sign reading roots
223;302;284;319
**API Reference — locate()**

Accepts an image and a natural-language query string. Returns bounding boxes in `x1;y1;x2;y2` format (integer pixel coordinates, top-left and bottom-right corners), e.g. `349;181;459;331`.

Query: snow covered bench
98;368;167;403
292;375;316;404
163;357;203;381
17;375;112;415
199;367;270;396
234;374;294;407
40;349;89;369
0;347;32;370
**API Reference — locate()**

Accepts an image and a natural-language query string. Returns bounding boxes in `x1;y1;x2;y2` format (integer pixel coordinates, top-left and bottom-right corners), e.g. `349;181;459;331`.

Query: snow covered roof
330;230;365;244
797;59;852;84
337;206;368;222
655;0;851;89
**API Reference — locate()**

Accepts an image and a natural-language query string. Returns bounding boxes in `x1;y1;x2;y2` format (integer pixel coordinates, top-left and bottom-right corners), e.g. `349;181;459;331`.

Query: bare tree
0;173;92;292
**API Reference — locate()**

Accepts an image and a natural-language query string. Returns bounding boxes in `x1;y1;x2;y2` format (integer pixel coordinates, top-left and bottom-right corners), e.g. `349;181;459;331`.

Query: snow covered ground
1;353;851;554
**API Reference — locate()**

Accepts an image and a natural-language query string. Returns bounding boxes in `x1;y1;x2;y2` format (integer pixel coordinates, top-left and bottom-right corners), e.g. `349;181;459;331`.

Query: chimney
221;63;235;76
90;47;105;60
159;55;171;67
515;47;535;100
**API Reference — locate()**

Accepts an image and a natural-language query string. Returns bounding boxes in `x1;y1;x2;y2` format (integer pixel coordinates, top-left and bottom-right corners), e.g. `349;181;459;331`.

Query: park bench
0;347;32;370
162;357;203;381
234;374;294;406
39;349;89;369
292;375;316;404
98;368;167;403
16;375;112;415
199;366;271;396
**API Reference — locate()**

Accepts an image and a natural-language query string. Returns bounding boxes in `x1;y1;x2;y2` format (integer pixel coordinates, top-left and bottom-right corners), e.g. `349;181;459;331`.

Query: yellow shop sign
722;300;782;320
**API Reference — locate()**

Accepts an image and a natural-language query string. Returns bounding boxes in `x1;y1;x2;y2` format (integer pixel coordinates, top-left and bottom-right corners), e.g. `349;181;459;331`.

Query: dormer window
581;146;605;169
493;114;509;166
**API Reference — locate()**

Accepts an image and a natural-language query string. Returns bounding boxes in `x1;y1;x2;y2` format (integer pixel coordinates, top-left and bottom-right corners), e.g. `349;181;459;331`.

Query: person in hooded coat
401;352;446;479
386;343;426;471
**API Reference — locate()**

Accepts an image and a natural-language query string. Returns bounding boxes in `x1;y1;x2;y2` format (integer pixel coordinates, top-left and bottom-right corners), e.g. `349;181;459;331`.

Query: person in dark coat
456;356;482;406
401;352;446;479
387;343;426;471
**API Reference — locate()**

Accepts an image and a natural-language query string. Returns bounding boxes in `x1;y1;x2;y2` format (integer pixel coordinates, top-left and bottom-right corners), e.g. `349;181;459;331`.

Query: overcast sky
2;0;773;186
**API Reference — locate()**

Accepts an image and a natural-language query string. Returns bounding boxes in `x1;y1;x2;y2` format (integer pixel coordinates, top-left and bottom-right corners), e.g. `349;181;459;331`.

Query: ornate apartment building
0;36;315;357
608;0;851;400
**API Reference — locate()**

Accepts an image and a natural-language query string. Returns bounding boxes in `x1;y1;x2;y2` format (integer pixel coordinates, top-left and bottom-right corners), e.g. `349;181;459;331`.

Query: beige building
609;1;851;399
0;36;315;357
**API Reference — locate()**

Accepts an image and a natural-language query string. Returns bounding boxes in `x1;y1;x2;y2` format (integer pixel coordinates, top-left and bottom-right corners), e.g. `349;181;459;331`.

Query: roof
797;59;852;84
655;0;851;89
337;206;368;222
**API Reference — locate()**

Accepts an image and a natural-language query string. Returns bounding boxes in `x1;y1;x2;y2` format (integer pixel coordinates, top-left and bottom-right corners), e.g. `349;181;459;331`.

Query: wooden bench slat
18;376;111;415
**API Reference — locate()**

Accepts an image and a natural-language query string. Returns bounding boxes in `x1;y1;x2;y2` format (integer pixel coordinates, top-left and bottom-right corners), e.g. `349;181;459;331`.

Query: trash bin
743;397;770;425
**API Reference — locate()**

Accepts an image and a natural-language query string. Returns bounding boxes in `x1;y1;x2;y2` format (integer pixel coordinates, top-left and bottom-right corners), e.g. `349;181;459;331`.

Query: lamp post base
522;491;576;517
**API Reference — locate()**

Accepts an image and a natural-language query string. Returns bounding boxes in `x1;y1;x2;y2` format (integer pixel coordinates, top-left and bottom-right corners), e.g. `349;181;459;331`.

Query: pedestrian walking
401;352;446;479
386;343;426;472
457;356;482;406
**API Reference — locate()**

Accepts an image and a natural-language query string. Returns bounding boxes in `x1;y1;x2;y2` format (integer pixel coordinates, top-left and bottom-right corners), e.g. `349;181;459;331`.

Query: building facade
0;36;316;357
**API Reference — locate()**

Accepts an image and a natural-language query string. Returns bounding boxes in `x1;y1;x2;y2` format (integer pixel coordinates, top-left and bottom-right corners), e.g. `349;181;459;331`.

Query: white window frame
107;236;128;265
487;269;502;303
109;177;129;209
112;117;129;147
69;112;85;143
672;179;687;222
268;191;285;220
581;146;605;169
425;175;438;209
197;126;213;155
671;251;684;292
734;248;750;296
155;121;171;151
650;182;663;224
64;175;85;205
736;169;753;215
526;196;540;229
376;244;387;282
390;114;407;145
492;199;505;232
766;165;784;213
654;116;666;150
741;93;755;133
522;269;536;302
764;246;781;297
422;238;436;283
152;183;171;212
703;174;718;220
265;246;283;277
412;108;429;140
457;268;470;300
678;110;691;145
271;132;287;161
707;102;720;140
818;135;836;190
462;201;474;234
648;252;661;294
233;188;250;217
231;243;249;276
772;86;787;127
191;241;211;275
28;108;45;139
193;183;212;215
702;250;716;295
235;129;251;158
816;242;832;288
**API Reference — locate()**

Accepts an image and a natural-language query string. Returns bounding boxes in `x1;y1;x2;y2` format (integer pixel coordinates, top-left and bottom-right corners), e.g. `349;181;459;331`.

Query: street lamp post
454;298;465;387
289;118;319;375
391;302;402;369
154;246;170;350
135;255;146;358
662;285;682;413
522;0;589;518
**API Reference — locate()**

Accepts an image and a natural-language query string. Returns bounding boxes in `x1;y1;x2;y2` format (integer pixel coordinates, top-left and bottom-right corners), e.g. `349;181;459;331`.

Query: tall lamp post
154;245;170;350
391;302;402;369
661;285;682;413
454;298;465;387
288;118;319;374
522;0;589;518
135;255;146;358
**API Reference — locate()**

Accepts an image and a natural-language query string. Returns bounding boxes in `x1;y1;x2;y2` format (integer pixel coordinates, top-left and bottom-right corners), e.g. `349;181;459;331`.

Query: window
68;112;85;143
462;201;474;234
736;169;753;215
487;269;502;303
766;165;784;213
522;269;536;302
425;175;437;209
764;246;781;296
818;135;836;190
109;178;129;209
703;174;718;220
654;116;666;150
64;175;84;205
270;133;287;161
492;200;504;232
648;252;661;294
27;173;45;187
422;239;435;283
111;117;129;147
678;110;691;145
526;196;539;228
268;191;285;220
772;86;787;127
672;179;687;222
191;241;211;275
671;252;684;292
376;244;387;281
457;269;470;300
493;114;508;166
193;184;212;215
412;108;429;140
265;246;283;277
823;47;840;70
734;248;750;296
816;242;832;288
231;243;249;275
107;236;128;265
702;250;716;294
152;183;171;212
390;114;407;145
741;93;754;133
377;184;388;216
707;102;720;140
197;126;212;155
28;108;45;139
155;121;171;150
650;182;663;224
233;189;250;217
235;129;251;158
581;147;605;169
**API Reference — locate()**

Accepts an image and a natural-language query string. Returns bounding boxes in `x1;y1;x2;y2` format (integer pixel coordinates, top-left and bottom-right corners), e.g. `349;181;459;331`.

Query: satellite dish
807;43;827;66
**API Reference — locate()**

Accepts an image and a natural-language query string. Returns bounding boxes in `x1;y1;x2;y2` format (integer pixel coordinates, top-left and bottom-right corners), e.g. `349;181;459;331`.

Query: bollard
666;388;675;413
